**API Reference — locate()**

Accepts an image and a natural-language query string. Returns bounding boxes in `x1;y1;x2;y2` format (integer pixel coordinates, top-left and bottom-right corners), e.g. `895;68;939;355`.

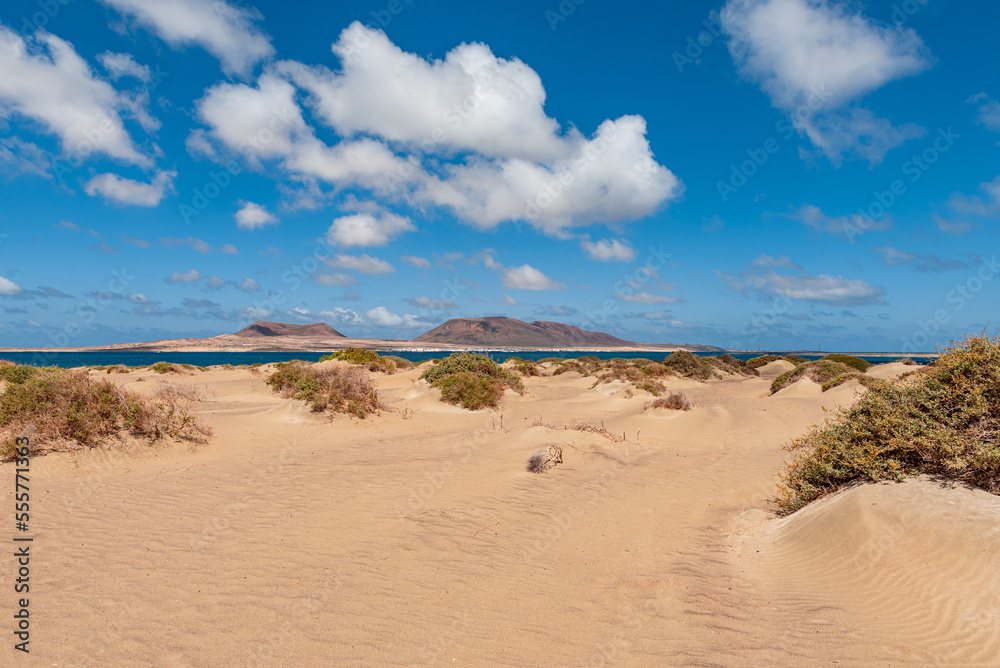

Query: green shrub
320;348;397;373
778;334;1000;512
436;372;503;410
636;380;666;396
663;351;713;380
0;366;211;459
420;353;523;410
770;360;857;394
821;354;872;372
382;355;415;370
508;357;540;377
266;361;381;418
747;355;782;368
150;362;183;374
0;363;39;384
784;355;809;365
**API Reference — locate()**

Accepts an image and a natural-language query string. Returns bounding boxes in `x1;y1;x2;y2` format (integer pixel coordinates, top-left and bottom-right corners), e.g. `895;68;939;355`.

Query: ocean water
0;350;936;368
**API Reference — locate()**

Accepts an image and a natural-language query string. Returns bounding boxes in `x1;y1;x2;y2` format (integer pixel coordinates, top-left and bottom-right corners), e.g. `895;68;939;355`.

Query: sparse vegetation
420;352;524;410
0;365;211;459
320;348;398;373
644;392;692;411
507;357;541;377
709;354;760;377
662;350;714;380
266;360;381;418
821;354;872;373
778;333;1000;512
150;362;185;374
770;359;861;394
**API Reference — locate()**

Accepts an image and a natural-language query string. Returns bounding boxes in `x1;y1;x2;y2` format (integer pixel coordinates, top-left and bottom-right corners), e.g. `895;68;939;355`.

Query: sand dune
2;363;997;666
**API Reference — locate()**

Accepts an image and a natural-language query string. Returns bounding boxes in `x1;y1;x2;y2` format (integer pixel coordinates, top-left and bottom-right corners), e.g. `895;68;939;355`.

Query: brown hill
234;321;345;338
414;317;636;348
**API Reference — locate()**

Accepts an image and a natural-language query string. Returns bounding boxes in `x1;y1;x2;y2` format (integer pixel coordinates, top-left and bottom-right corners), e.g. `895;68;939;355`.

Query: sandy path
1;363;997;666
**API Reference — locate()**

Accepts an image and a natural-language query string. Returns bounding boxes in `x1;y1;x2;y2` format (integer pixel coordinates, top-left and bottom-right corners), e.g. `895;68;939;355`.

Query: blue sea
0;350;936;368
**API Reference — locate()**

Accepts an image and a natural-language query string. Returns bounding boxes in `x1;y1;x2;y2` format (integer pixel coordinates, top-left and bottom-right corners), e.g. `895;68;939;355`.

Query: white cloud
165;269;202;284
98;51;151;82
408;296;455;310
498;263;564;291
192;25;682;235
0;137;49;178
220;243;239;254
0;276;23;295
978;100;1000;133
0;27;151;166
401;255;431;269
238;277;260;292
501;294;519;305
235;201;278;230
98;0;274;77
789;202;891;237
873;246;968;273
314;273;356;287
84;170;175;206
580;237;636;262
365;306;428;328
326;212;414;248
720;255;884;305
947;176;1000;218
614;292;677;304
127;293;151;303
319;307;362;326
326;254;395;274
722;0;929;164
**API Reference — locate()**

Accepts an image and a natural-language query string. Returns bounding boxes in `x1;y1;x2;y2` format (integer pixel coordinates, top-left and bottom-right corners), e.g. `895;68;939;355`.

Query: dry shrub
778;333;1000;512
507;357;540;377
0;366;211;459
709;354;760;377
526;444;563;474
662;351;714;380
266;360;381;418
644;392;692;411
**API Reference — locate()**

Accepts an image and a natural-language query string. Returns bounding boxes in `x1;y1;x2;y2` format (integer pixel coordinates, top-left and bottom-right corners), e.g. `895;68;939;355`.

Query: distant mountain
234;321;346;338
414;316;638;348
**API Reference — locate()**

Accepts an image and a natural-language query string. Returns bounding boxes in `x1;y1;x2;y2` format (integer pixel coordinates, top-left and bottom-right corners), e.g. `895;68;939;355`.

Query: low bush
663;350;714;380
320;348;397;374
784;355;809;365
507;357;540;377
821;354;872;373
150;362;184;374
420;353;523;410
778;333;1000;512
770;360;858;394
0;366;211;459
266;361;381;418
747;355;782;368
709;354;760;377
0;363;39;384
644;392;692;411
436;372;503;410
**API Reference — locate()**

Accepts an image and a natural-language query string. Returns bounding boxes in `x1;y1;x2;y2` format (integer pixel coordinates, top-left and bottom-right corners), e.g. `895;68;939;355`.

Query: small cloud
123;234;151;248
84;170;176;207
98;51;152;82
165;269;202;284
205;275;234;289
128;293;152;304
702;215;725;233
407;296;455;310
401;255;431;269
90;243;120;254
314;273;357;287
220;243;239;254
326;254;394;275
235;202;279;230
60;220;79;230
580;237;636;262
873;246;969;273
501;294;519;305
238;278;260;292
0;276;23;296
326;211;414;248
933;215;979;236
614;292;677;304
535;305;578;317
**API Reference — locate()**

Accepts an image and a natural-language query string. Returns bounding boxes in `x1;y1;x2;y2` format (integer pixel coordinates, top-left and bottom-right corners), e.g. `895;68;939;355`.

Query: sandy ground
2;361;997;666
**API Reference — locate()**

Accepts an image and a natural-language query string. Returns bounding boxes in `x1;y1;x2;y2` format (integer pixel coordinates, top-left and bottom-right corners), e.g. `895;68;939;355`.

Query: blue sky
0;0;997;351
